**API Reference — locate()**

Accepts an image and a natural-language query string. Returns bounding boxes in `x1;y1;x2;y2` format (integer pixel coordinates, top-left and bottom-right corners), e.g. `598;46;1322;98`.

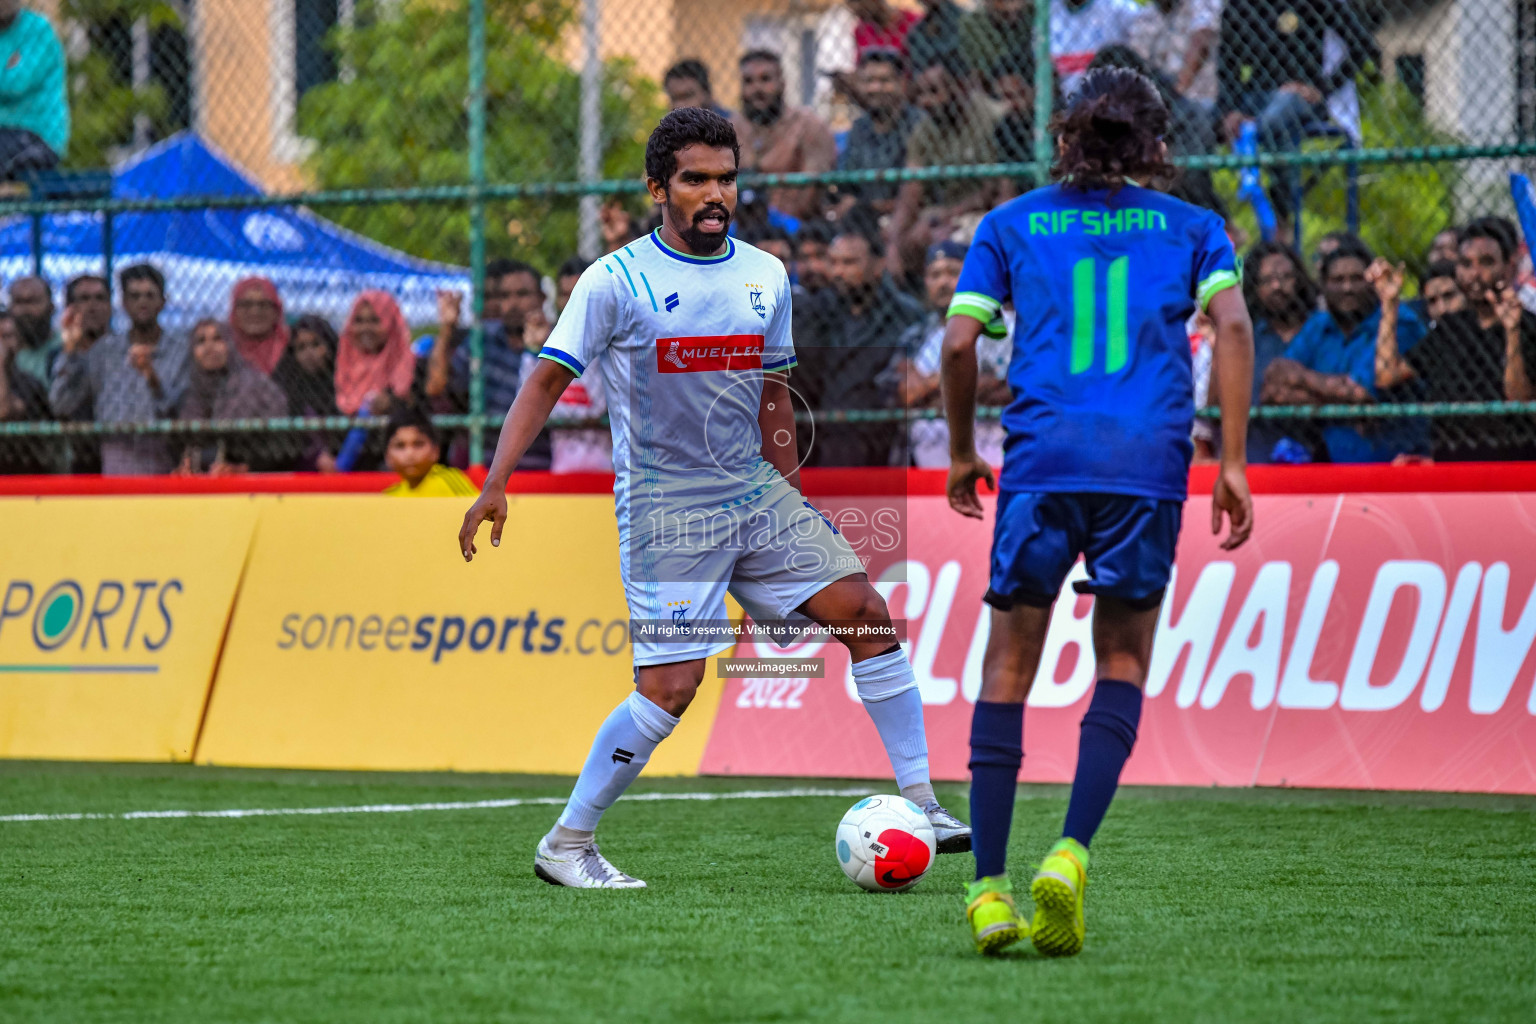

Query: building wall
577;0;850;111
1378;0;1518;217
194;0;306;191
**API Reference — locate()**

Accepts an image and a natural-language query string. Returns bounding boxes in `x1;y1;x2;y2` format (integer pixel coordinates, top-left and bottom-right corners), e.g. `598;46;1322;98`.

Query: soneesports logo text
656;334;764;373
0;578;181;653
276;611;631;663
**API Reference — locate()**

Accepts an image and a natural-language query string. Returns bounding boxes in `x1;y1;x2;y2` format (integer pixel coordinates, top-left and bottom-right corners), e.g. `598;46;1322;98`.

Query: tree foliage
298;0;663;270
61;0;185;169
1216;83;1463;282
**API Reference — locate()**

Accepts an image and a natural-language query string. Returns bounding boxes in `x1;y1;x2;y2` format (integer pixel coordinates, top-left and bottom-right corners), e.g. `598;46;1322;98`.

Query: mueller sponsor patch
656;334;765;373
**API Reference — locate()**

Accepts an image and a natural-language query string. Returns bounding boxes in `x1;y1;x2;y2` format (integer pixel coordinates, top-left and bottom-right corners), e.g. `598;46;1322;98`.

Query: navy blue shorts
986;491;1183;612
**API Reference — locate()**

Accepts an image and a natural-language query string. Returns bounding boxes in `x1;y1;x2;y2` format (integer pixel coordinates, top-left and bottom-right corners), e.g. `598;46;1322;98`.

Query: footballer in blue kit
941;68;1256;955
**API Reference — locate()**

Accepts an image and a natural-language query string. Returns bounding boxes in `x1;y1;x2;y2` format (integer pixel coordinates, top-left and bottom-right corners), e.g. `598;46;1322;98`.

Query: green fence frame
2;4;1534;462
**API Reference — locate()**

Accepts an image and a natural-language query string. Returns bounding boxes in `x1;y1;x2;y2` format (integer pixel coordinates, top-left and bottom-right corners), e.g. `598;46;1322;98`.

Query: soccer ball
834;795;936;893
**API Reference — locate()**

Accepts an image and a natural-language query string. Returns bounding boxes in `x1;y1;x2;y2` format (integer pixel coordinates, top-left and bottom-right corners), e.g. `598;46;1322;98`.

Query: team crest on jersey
744;282;767;320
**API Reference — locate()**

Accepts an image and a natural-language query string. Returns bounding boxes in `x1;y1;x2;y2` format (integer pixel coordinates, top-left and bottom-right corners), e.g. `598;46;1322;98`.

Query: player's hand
1211;461;1254;551
459;487;508;562
946;454;995;520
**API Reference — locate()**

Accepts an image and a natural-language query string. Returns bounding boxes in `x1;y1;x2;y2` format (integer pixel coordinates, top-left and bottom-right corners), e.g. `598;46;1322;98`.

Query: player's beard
1262;291;1310;326
670;199;732;255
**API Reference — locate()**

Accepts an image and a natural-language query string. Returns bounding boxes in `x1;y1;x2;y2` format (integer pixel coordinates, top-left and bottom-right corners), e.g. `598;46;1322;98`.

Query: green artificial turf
1;761;1534;1023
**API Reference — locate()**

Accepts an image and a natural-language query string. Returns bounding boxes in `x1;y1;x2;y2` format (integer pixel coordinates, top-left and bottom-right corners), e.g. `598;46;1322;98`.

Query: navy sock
1062;679;1143;848
968;700;1024;880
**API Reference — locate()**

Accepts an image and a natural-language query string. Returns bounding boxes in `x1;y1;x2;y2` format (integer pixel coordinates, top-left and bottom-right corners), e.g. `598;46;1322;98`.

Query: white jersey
538;230;796;526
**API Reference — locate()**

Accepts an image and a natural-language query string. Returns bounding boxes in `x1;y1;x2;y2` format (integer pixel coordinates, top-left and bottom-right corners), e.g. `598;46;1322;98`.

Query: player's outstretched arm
458;358;575;562
1207;286;1255;550
940;313;995;520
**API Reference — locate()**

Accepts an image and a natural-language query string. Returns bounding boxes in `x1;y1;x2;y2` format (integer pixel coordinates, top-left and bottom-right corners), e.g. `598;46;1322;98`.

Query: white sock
554;691;679;833
853;647;931;791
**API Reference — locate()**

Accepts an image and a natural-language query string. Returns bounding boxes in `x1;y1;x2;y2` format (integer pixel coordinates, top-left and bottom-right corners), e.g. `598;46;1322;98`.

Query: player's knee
638;674;699;717
840;588;898;656
846;586;890;626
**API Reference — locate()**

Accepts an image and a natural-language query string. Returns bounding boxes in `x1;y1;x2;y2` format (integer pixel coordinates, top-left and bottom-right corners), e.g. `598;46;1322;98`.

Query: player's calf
801;578;973;853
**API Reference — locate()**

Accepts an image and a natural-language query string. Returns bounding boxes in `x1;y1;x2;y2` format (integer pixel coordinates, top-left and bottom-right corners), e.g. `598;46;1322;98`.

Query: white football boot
534;836;647;889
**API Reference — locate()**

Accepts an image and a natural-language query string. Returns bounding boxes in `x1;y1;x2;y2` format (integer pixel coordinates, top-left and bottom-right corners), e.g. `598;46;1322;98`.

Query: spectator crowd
1;0;1534;476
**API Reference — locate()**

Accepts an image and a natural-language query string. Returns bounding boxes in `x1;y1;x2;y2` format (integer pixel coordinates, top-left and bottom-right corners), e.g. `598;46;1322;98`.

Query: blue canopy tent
0;133;468;328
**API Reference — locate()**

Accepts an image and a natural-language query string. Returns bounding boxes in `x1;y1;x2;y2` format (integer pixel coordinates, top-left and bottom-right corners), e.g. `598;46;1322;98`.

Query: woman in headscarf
271;314;341;471
228;277;289;375
272;314;338;417
336;290;415;416
179;318;288;473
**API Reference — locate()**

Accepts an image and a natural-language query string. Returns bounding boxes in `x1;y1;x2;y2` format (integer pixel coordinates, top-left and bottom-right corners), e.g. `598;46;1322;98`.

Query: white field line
0;786;875;824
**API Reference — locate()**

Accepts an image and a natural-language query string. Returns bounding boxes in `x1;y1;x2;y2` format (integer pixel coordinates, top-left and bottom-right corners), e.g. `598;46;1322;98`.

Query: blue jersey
949;184;1239;501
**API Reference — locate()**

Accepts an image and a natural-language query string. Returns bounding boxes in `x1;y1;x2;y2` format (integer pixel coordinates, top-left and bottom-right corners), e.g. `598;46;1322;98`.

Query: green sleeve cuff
1198;270;1241;311
538;350;583;376
947;290;1002;320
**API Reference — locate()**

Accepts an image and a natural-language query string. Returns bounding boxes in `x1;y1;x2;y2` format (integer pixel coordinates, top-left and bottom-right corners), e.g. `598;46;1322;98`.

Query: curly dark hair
1423;259;1458;285
1460;215;1520;263
644;107;740;186
1242;240;1318;312
1050;67;1172;193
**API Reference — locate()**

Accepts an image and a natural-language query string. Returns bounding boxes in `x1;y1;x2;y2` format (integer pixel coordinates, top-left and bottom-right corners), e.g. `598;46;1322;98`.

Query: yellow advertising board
196;496;724;774
0;497;257;761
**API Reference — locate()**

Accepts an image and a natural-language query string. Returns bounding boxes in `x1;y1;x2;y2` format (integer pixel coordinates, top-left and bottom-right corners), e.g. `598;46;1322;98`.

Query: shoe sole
973;920;1024;955
1029;874;1084;957
534;862;569;887
936;831;973;855
534;861;647;889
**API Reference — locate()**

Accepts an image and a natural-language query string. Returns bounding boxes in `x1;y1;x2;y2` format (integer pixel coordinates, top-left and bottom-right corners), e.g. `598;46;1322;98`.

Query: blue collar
650;229;734;265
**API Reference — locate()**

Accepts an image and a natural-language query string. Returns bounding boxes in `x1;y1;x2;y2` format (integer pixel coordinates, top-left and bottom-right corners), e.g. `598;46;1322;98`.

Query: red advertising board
702;490;1536;794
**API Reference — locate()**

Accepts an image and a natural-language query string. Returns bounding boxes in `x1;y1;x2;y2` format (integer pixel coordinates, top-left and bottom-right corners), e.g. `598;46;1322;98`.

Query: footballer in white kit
459;108;969;888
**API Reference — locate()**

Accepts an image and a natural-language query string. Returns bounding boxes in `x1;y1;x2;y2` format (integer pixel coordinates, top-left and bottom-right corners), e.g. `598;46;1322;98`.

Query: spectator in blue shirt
1262;236;1428;462
0;1;67;178
424;259;549;468
1241;240;1322;462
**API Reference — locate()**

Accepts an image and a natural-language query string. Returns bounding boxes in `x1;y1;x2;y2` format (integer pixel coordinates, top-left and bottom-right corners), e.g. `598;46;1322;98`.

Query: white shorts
619;480;864;667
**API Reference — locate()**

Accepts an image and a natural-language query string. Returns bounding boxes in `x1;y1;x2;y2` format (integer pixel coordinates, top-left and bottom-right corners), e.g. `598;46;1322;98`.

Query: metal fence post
1031;0;1053;186
468;0;488;468
578;0;603;260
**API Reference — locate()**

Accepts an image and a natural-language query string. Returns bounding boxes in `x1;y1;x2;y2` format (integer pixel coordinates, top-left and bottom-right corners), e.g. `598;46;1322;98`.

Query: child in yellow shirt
382;408;478;497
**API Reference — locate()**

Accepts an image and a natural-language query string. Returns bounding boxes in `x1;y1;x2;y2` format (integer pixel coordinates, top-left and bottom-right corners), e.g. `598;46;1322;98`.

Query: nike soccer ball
835;795;936;893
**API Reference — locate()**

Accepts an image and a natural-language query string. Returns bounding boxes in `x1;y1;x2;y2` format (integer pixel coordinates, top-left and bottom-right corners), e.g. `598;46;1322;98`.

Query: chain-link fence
1;0;1535;478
